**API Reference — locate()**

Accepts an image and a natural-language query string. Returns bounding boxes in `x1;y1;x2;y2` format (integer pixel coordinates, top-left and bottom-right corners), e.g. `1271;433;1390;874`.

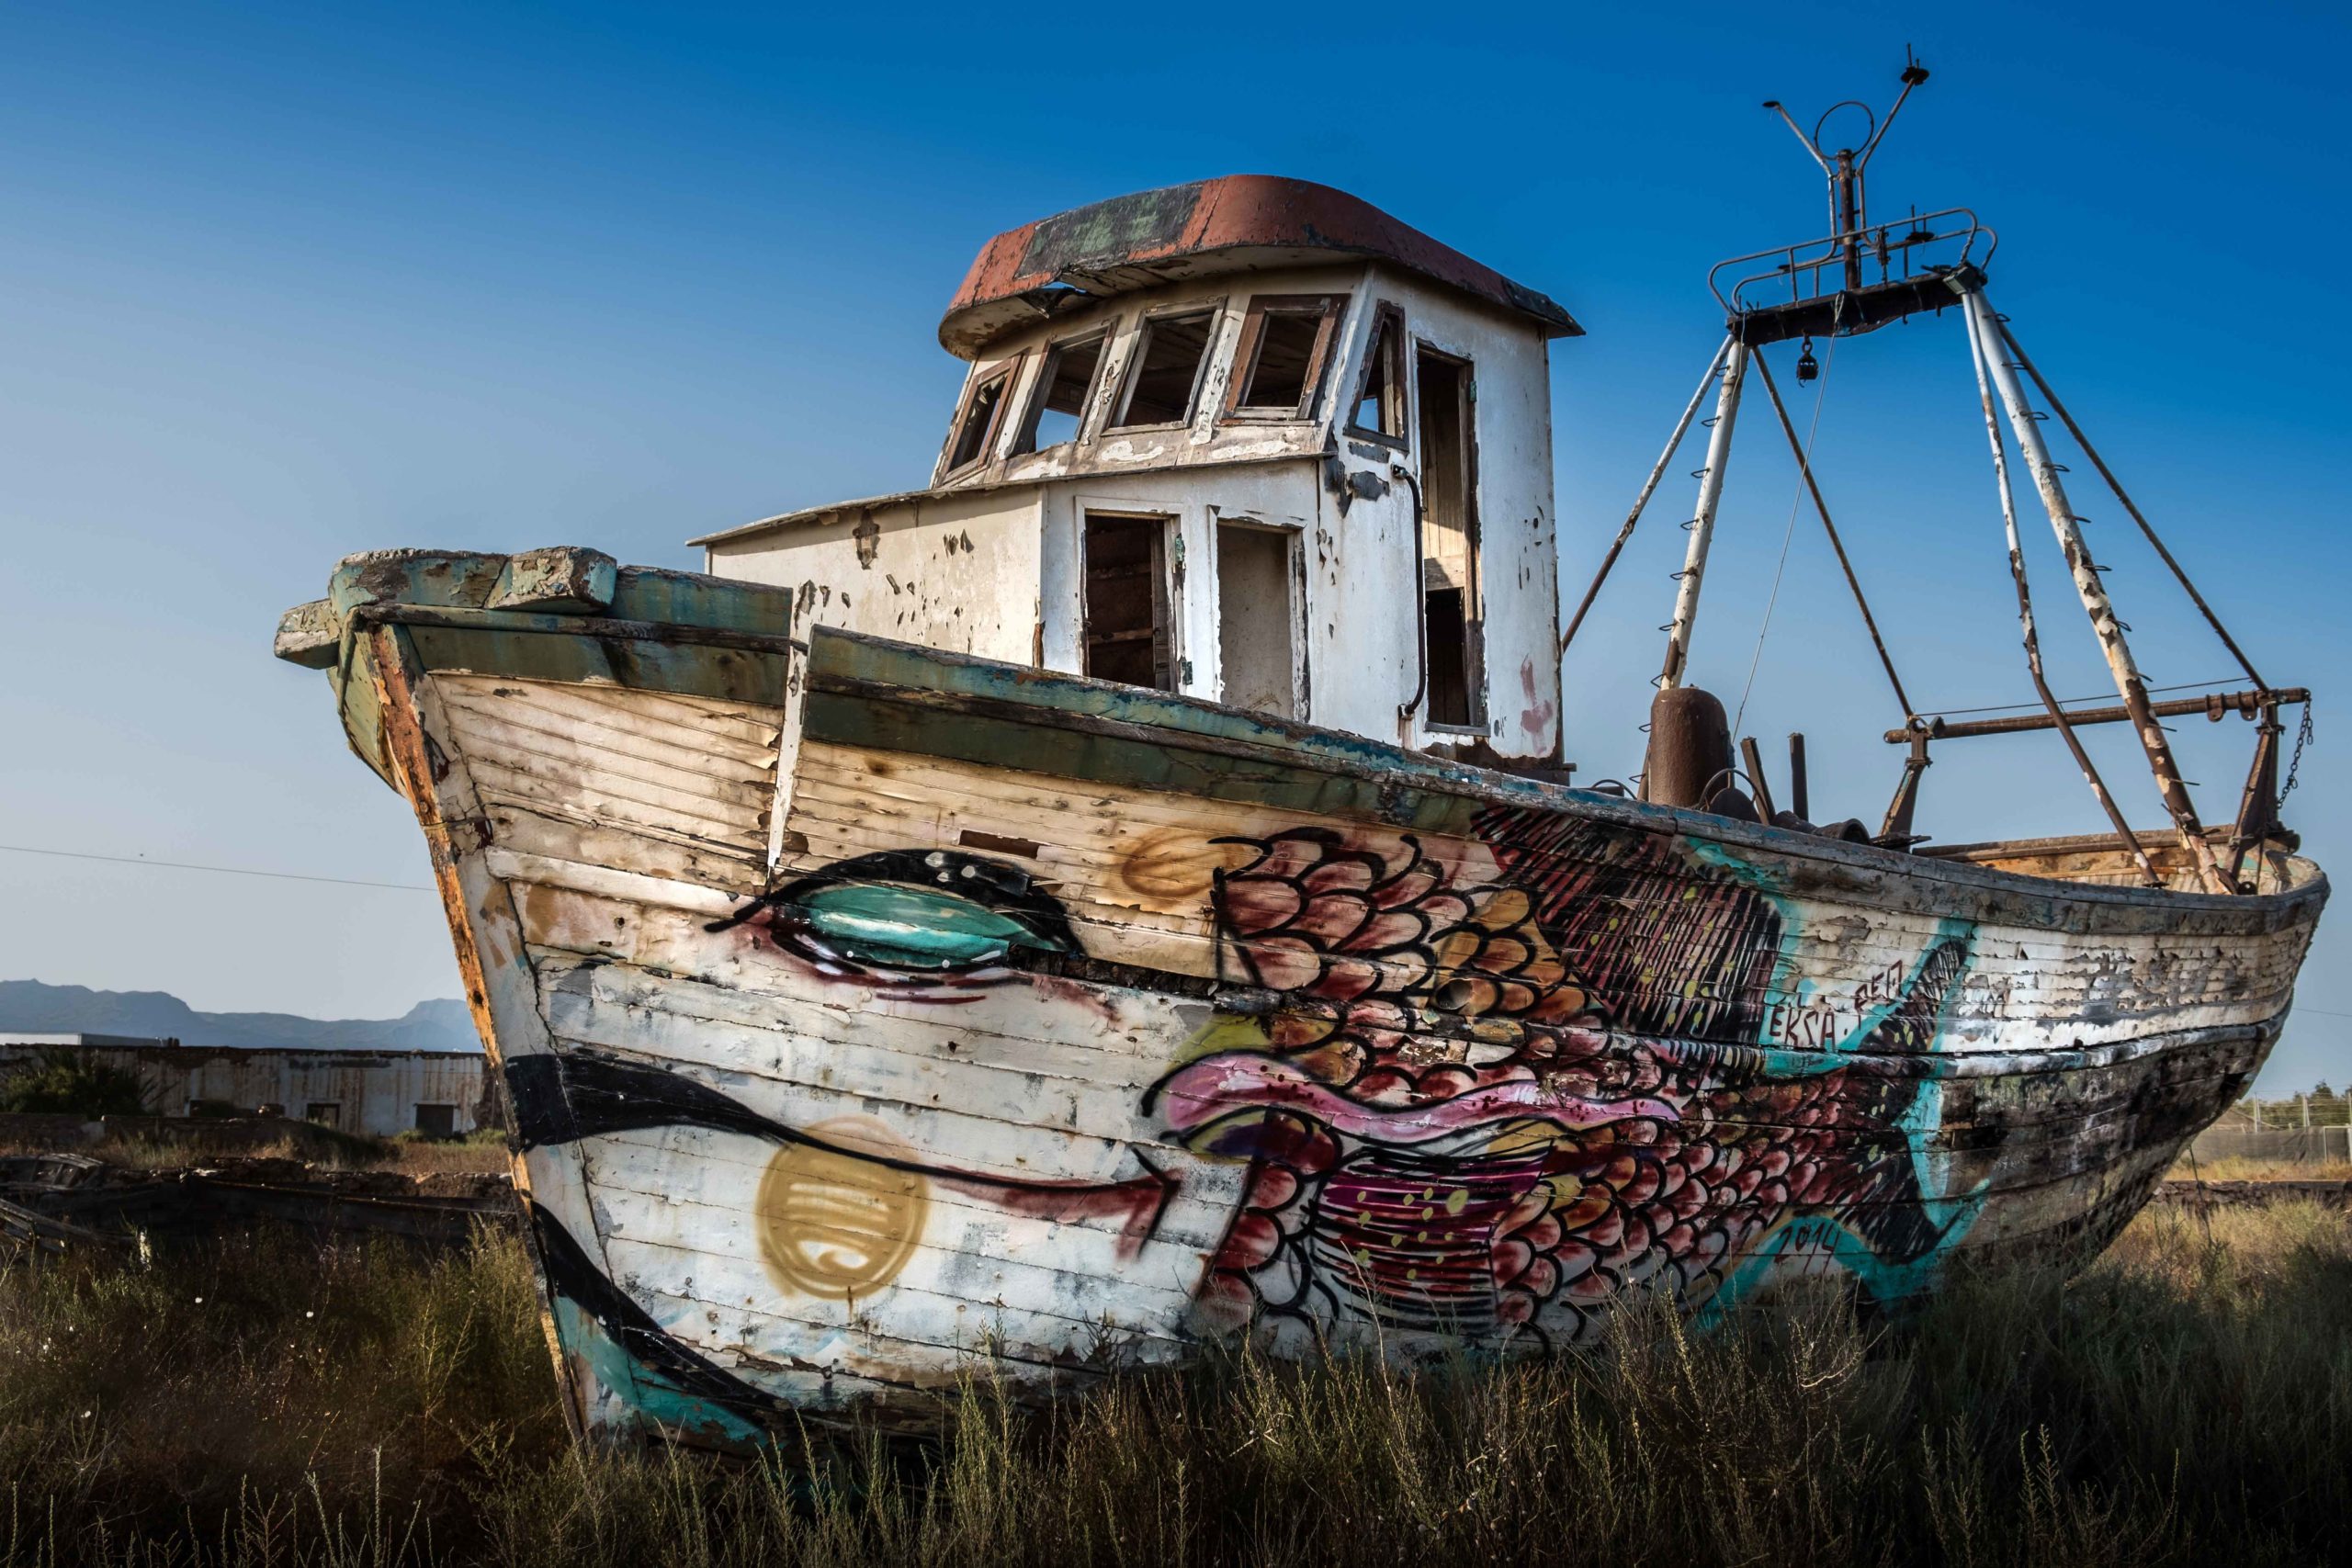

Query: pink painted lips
1153;1052;1677;1144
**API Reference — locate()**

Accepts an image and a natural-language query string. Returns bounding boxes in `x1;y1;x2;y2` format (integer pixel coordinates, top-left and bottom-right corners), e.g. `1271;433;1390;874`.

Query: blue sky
4;1;2347;1088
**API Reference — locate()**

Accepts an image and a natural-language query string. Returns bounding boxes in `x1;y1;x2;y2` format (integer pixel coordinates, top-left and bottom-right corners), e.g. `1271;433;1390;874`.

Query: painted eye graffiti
709;849;1080;986
785;883;1047;971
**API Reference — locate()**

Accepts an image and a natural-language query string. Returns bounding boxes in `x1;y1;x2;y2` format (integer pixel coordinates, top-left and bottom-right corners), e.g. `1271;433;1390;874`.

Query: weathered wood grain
290;567;2324;1449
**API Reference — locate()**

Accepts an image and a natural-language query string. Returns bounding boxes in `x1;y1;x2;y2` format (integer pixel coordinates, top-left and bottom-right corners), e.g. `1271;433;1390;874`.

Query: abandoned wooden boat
277;69;2323;1447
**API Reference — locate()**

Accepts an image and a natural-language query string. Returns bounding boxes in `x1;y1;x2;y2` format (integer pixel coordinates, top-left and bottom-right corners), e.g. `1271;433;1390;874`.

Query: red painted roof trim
938;175;1580;358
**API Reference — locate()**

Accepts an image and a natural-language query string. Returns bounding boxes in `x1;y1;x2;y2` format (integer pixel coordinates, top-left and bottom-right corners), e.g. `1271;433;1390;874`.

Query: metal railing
1708;208;1996;319
2189;1124;2352;1166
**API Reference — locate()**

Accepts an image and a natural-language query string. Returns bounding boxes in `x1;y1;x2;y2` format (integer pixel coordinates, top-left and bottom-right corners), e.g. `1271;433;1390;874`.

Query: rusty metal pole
1659;340;1750;690
1965;290;2233;895
1562;337;1734;655
1835;149;1863;292
1962;297;2162;887
1993;320;2267;693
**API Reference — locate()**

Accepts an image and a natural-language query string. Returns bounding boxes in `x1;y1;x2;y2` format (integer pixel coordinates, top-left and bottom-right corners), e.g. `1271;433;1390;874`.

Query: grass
0;1125;511;1179
2168;1153;2352;1183
5;1201;2350;1566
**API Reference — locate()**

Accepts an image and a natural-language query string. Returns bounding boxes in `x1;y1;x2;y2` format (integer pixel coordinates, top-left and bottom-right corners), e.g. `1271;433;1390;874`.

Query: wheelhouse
694;175;1581;765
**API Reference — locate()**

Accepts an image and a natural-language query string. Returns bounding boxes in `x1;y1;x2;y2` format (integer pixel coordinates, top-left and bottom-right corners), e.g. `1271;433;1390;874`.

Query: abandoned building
0;1034;491;1136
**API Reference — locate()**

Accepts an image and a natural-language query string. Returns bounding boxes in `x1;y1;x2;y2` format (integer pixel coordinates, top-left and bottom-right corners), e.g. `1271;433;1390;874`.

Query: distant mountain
0;980;482;1053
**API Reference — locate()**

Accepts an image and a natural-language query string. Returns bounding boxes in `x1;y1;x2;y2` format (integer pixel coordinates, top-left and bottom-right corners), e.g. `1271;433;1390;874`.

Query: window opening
1216;523;1297;718
1111;311;1216;428
413;1102;458;1137
305;1101;342;1126
1416;348;1482;728
1013;333;1107;454
1229;295;1342;416
1349;307;1407;441
1082;513;1173;690
945;364;1016;473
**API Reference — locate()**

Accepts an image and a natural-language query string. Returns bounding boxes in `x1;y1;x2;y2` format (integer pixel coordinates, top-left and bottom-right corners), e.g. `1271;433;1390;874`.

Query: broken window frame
1011;328;1111;457
1344;302;1409;447
1223;293;1347;422
938;355;1024;480
1412;341;1487;734
1107;305;1222;432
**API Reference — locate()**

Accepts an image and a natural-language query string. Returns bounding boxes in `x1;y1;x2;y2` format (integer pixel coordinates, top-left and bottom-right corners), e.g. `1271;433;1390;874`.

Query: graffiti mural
288;556;2321;1445
503;814;1989;1427
1151;811;1982;1348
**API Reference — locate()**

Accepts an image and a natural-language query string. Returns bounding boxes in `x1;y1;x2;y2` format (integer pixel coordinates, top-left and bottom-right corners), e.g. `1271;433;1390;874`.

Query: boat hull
286;552;2325;1446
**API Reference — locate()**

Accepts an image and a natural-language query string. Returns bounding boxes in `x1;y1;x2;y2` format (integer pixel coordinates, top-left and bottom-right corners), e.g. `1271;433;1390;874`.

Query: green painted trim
805;628;1525;791
399;624;792;706
315;549;796;639
327;648;394;787
803;686;1487;834
549;1295;769;1449
609;566;792;637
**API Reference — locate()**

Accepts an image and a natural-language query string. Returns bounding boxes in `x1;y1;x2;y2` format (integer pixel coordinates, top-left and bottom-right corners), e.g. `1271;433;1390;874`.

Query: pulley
1795;336;1820;384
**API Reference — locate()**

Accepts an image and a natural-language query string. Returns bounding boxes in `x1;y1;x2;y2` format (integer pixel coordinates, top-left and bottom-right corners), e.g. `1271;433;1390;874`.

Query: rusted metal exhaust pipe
1739;735;1778;820
1788;732;1809;820
1644;686;1734;808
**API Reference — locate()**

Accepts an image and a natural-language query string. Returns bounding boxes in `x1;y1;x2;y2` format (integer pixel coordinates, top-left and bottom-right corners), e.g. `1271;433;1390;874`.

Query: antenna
1760;48;1930;290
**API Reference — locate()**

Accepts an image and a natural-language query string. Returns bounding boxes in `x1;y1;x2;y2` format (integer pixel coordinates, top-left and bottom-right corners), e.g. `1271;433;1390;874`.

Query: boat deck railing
1709;208;1995;342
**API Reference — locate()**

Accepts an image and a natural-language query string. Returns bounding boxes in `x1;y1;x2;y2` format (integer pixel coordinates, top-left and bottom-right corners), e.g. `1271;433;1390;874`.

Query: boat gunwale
337;600;2327;938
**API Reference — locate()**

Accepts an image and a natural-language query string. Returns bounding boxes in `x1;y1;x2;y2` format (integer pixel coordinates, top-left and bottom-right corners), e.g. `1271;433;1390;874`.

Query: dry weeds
4;1201;2348;1567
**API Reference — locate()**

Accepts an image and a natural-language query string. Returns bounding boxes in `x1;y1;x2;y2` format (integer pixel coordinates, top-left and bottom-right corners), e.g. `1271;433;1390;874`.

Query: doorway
1082;513;1174;690
1216;522;1297;717
1415;348;1481;728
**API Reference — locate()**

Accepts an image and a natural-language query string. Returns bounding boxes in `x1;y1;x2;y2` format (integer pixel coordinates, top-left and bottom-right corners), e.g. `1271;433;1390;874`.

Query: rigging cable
1919;676;2245;718
1733;318;1839;736
1994;317;2267;692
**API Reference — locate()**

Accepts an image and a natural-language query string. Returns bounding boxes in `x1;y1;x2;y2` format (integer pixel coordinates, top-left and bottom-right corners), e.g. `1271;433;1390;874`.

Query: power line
0;843;433;894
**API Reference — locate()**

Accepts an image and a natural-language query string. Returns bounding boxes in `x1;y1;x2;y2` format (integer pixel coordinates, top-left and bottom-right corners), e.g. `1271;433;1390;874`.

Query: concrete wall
0;1038;488;1137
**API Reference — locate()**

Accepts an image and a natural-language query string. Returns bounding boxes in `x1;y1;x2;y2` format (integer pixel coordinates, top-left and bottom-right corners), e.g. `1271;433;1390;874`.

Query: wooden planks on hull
784;739;2306;1052
288;573;2324;1444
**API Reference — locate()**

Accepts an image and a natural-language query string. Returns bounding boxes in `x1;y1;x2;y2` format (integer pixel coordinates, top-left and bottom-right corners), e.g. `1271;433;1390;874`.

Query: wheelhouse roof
938;175;1581;358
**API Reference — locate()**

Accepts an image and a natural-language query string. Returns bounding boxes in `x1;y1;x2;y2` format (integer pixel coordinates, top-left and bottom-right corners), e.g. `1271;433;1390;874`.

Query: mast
1600;54;2296;884
1962;288;2233;895
1961;298;2162;886
1764;51;1929;300
1658;340;1749;690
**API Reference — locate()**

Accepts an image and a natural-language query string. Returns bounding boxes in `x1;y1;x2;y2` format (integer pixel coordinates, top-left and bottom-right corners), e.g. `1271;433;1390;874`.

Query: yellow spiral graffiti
756;1122;929;1302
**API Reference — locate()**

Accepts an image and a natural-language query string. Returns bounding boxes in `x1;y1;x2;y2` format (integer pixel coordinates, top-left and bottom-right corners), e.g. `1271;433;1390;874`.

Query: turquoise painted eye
786;882;1059;972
